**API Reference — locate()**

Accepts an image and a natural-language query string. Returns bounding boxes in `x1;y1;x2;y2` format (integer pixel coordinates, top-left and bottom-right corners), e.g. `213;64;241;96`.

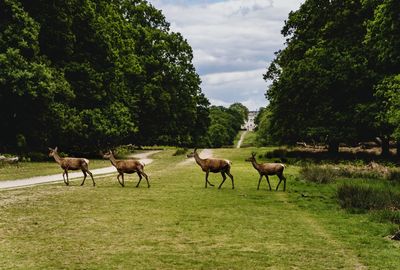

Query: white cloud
148;0;303;110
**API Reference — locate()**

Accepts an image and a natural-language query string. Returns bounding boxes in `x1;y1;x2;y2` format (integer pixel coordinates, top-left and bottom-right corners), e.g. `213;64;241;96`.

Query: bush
173;148;188;156
300;165;337;184
114;144;136;158
337;183;400;211
27;152;49;162
371;209;400;225
387;168;400;183
265;148;288;159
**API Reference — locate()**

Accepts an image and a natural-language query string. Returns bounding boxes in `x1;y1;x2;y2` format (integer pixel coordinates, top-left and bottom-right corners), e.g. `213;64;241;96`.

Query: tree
264;0;376;152
365;0;400;155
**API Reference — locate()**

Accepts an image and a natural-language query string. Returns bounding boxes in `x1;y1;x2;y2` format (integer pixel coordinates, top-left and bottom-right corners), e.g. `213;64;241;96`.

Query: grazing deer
102;150;150;188
48;147;95;186
192;148;234;189
245;152;286;191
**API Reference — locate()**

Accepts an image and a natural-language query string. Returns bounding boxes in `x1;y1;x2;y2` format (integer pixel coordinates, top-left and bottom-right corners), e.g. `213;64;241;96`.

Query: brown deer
102;150;150;188
245;152;286;191
48;147;95;186
192;148;234;189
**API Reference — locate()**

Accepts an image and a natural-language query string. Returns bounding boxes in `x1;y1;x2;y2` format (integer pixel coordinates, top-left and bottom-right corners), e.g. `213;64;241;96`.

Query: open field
0;148;399;269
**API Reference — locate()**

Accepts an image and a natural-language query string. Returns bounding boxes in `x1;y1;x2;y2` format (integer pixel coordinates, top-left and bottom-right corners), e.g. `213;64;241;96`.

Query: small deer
192;148;234;189
245;152;286;191
48;147;95;186
102;150;150;188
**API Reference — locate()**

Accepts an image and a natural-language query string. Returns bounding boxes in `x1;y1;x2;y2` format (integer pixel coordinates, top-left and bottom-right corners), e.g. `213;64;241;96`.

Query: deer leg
80;170;87;186
88;170;95;187
266;175;272;191
218;172;227;189
257;175;262;190
65;170;70;186
136;172;142;188
226;169;234;189
117;173;124;187
62;171;69;186
282;174;287;191
141;171;150;188
275;174;283;191
205;171;214;188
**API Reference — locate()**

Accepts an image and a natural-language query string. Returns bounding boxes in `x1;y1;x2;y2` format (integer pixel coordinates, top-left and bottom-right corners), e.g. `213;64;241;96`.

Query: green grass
0;159;111;181
0;148;399;269
240;131;258;147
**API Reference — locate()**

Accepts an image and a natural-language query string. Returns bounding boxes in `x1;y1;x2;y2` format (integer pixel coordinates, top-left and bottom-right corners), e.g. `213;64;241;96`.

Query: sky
147;0;304;111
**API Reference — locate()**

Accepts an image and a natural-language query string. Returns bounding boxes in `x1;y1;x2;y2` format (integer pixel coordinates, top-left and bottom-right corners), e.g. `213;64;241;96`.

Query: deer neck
194;151;206;168
52;152;62;165
109;154;118;167
251;159;261;171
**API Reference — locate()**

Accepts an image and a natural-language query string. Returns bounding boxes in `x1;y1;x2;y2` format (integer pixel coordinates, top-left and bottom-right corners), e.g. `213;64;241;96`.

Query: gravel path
236;131;247;148
0;151;160;190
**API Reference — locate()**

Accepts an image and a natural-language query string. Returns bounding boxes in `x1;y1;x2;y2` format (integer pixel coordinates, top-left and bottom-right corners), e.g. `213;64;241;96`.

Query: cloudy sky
147;0;303;110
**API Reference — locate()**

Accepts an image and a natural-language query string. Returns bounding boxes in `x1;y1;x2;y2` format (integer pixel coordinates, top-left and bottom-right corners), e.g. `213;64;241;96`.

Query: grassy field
0;159;111;181
0;148;399;269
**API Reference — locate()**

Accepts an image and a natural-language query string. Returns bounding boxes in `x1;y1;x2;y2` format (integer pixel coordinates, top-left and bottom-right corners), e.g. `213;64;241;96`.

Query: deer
102;150;150;188
48;147;95;186
245;152;286;191
191;148;234;189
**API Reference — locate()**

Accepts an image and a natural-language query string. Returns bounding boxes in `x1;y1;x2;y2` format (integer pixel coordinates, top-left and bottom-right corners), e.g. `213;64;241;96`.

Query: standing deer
102;150;150;188
48;147;95;186
245;152;286;191
192;148;234;189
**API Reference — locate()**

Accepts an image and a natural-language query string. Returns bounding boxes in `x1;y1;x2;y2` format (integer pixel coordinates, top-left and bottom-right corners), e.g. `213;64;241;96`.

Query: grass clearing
0;148;399;269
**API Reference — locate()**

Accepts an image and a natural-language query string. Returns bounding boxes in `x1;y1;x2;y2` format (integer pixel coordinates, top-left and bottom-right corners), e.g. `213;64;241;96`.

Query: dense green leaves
262;0;400;153
0;0;210;153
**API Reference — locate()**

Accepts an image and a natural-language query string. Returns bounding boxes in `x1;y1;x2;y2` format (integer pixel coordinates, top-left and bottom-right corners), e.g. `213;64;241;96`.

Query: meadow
0;148;399;269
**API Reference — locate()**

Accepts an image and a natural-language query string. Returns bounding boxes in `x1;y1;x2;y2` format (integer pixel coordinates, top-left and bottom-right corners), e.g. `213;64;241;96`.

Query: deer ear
48;147;53;151
55;147;58;151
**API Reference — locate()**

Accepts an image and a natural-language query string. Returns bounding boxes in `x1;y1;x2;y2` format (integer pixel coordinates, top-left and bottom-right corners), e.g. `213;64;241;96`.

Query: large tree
0;0;209;153
264;0;376;152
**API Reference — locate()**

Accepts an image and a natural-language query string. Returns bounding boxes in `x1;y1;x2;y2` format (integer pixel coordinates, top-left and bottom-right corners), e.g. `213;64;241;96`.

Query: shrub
387;168;400;183
173;148;188;156
27;152;50;162
337;183;400;211
265;148;288;159
114;144;136;158
371;210;400;225
300;165;337;184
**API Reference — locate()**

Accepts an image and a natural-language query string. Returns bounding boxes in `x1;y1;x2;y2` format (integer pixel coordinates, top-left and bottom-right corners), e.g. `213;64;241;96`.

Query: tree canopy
262;0;400;154
0;0;210;153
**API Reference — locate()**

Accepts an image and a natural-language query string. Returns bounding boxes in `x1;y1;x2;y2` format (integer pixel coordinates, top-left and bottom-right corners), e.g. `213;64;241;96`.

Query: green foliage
262;0;385;150
172;147;188;156
300;165;337;184
337;183;400;211
0;0;209;153
204;106;244;148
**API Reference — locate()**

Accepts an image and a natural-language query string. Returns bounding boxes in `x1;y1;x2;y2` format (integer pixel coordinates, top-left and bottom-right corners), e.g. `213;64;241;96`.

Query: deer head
245;152;257;162
48;147;58;157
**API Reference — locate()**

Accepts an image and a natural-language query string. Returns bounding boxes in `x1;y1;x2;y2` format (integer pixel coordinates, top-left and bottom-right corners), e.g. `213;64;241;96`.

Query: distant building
241;111;258;131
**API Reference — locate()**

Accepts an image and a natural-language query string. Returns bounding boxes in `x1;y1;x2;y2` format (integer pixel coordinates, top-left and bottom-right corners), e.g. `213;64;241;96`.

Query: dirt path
178;149;213;166
236;131;247;148
0;151;160;190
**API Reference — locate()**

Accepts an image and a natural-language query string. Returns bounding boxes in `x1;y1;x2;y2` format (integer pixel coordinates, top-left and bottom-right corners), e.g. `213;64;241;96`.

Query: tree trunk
381;137;390;156
328;142;339;154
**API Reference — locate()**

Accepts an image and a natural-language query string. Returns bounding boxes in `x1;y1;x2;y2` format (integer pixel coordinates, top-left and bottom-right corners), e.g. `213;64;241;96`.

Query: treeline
262;0;400;155
206;103;248;148
0;0;209;153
